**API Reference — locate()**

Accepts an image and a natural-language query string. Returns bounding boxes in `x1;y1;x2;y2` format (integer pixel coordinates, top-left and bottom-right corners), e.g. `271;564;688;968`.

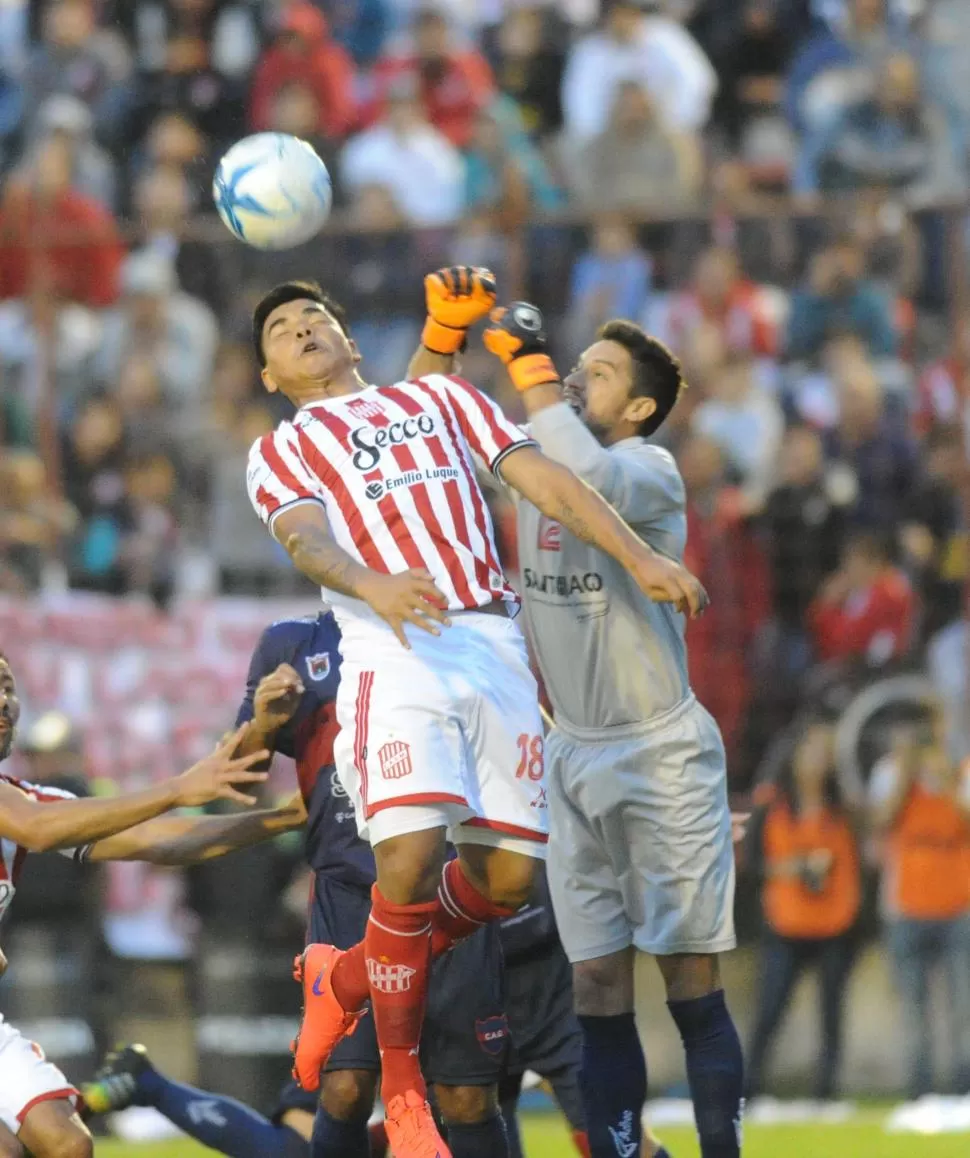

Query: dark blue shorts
503;941;581;1080
307;876;508;1085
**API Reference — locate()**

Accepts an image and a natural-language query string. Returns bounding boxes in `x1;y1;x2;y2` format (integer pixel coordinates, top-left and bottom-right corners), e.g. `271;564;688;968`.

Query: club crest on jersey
537;517;561;552
475;1014;509;1056
305;652;331;681
347;398;385;421
379;740;413;780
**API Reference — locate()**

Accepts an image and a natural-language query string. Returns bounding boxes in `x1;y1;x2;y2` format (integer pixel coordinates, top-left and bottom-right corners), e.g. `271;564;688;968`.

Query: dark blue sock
668;990;744;1158
654;1149;673;1158
137;1069;307;1158
309;1106;370;1158
578;1013;646;1158
446;1113;509;1158
500;1098;524;1158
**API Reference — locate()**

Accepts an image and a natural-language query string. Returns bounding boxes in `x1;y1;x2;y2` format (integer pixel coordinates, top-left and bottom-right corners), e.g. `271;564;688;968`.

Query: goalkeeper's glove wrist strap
508;353;560;393
422;317;466;355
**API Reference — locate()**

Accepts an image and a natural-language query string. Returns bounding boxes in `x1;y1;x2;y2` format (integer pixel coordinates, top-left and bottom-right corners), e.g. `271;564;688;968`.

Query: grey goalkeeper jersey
514;403;690;735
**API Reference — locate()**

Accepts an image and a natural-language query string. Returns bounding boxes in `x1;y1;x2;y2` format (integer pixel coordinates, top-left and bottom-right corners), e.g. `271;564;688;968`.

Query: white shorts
333;609;548;854
0;1014;78;1134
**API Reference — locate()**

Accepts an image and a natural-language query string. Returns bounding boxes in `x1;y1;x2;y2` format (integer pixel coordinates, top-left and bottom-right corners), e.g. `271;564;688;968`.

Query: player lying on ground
84;615;515;1158
404;272;745;1158
245;278;707;1158
0;652;269;1158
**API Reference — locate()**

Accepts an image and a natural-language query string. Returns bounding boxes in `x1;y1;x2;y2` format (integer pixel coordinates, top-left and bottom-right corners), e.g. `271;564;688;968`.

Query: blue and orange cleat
385;1090;452;1158
291;943;365;1091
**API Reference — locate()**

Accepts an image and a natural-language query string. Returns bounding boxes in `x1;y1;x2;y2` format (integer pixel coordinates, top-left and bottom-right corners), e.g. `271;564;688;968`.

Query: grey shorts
546;695;736;963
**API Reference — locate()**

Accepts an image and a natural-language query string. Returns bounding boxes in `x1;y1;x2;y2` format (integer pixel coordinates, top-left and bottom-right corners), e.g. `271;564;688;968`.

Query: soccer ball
212;133;332;250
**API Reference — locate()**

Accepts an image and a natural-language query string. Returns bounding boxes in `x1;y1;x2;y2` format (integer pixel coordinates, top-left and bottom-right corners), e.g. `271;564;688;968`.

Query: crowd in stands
0;0;968;774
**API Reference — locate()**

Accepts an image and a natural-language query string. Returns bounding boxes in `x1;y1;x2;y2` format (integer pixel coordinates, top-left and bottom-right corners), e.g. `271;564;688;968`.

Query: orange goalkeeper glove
483;302;560;393
422;266;497;355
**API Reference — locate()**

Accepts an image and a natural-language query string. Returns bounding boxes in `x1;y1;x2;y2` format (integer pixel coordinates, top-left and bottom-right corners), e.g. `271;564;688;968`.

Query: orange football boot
291;944;365;1090
384;1091;452;1158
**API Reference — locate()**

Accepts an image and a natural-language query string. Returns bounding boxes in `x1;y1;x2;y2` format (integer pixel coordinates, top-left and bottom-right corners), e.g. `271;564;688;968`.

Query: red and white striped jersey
247;374;535;625
0;775;79;925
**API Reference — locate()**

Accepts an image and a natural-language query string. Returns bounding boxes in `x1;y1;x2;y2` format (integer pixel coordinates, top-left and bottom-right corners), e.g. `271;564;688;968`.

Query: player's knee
34;1127;92;1158
458;846;537;910
434;1083;498;1126
656;952;721;1002
374;828;447;904
319;1068;378;1122
572;953;634;1016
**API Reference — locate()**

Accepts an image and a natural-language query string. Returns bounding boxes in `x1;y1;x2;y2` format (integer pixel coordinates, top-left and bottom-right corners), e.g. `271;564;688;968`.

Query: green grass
94;1115;970;1157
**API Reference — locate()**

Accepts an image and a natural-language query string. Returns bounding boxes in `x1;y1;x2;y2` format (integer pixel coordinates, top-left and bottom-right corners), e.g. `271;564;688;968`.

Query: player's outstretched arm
501;446;705;616
81;792;308;865
407;265;497;381
0;726;269;853
273;503;451;647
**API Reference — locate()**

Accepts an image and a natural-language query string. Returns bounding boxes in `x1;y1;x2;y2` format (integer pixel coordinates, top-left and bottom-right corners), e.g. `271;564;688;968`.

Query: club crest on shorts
537;516;561;552
305;652;331;681
378;740;413;780
347;398;385;421
475;1014;509;1056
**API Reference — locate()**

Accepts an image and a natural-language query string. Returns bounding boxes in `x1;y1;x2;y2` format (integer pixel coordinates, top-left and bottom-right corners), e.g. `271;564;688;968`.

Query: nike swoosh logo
311;971;326;997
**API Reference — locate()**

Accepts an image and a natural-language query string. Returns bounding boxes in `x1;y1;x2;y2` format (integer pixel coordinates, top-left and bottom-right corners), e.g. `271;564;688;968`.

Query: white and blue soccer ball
213;133;332;250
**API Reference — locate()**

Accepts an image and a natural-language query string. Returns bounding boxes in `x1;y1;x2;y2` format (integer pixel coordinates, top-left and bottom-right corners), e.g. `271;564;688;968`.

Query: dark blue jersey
235;613;376;893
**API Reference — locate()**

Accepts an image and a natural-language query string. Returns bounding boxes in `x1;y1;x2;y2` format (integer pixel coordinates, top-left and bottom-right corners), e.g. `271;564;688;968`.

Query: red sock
368;1120;389;1156
431;857;517;957
572;1129;592;1157
331;860;516;1009
365;885;436;1105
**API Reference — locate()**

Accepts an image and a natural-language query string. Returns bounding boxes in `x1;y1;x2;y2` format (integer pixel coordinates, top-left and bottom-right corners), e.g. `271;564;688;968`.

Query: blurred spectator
323;0;390;67
825;358;917;528
93;251;219;407
33;93;117;212
127;13;247;146
25;0;132;143
681;433;770;765
463;96;562;225
0;68;24;172
132;109;211;195
116;0;261;79
665;245;778;361
710;0;794;148
0;132;123;308
263;80;344;200
123;450;179;604
919;0;970;162
0;448;75;592
808;530;914;666
115;352;173;451
561;0;717;143
745;718;861;1100
248;3;356;140
762;424;850;631
131;165;230;318
61;391;130;594
900;425;967;644
914;310;970;437
692;352;784;510
786;0;908;137
869;712;970;1097
19;711;88;794
787;236;898;360
365;6;494;148
795;53;962;202
565;80;702;214
483;3;566;139
563;218;652;360
340;75;463;226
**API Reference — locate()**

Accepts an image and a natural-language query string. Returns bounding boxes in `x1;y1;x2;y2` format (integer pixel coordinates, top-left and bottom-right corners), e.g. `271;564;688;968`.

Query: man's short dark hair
252;281;350;367
596;319;686;437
